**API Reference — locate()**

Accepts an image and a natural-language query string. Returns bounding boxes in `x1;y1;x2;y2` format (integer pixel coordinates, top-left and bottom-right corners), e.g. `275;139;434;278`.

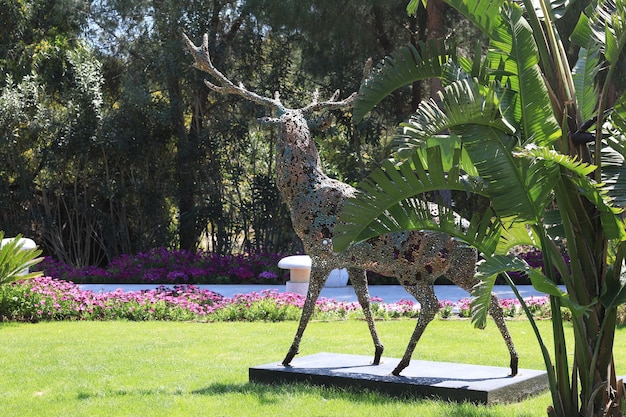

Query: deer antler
302;90;357;114
184;32;359;115
183;33;282;111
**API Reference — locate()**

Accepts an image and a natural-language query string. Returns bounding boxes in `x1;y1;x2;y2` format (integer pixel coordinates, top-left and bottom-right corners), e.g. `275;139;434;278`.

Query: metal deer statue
184;34;518;376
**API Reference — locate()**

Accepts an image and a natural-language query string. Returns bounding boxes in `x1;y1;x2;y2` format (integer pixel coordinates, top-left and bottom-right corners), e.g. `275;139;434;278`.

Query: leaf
528;269;587;317
496;219;537;254
602;94;626;207
515;144;597;176
354;41;449;122
470;253;586;321
406;0;424;16
444;0;505;38
569;177;625;241
604;9;626;64
461;125;558;222
572;46;600;123
489;2;561;146
470;270;497;330
394;78;515;159
471;255;528;328
572;0;626;65
333;146;504;255
0;232;43;285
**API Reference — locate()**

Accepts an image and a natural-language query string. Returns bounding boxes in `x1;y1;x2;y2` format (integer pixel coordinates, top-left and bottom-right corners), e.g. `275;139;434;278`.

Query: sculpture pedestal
285;281;309;295
279;255;311;296
325;268;348;287
249;352;548;404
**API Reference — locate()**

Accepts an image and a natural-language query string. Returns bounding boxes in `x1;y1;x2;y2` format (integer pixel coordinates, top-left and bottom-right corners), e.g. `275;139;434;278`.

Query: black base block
249;352;548;405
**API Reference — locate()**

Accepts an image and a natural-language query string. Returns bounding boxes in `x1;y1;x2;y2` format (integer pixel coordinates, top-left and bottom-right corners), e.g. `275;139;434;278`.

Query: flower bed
35;247;564;286
36;249;287;285
0;277;555;323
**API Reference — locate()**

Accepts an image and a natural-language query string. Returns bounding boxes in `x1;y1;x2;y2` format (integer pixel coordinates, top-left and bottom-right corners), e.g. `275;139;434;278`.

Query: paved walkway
79;283;551;304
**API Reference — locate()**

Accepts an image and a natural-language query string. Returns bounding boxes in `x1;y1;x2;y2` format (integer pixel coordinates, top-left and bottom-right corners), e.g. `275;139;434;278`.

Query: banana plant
335;0;626;415
0;232;43;285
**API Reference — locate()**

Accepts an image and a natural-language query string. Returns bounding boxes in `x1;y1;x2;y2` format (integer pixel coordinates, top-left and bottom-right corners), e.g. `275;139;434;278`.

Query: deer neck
275;112;329;208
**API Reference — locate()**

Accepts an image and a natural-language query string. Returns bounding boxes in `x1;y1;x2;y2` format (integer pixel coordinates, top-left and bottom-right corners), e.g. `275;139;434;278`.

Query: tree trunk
427;0;443;97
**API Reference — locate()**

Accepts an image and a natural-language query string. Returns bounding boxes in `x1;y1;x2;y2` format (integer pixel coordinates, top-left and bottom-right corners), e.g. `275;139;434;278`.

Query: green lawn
1;319;621;416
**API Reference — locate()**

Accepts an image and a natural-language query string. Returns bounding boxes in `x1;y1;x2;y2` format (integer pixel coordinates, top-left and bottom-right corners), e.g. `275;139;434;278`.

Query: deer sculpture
184;33;518;377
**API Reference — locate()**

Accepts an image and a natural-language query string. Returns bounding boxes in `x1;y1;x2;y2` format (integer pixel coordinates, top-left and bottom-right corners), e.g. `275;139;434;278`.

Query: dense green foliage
1;0;468;265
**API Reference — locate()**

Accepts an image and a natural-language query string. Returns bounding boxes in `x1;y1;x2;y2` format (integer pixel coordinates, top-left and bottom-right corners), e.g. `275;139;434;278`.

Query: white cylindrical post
325;268;349;287
278;255;312;295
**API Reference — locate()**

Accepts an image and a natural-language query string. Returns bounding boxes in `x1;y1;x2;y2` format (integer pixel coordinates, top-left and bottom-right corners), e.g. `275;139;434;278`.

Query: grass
2;319;623;416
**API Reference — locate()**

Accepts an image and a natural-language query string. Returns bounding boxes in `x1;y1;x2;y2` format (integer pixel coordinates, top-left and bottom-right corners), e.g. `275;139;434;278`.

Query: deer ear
309;113;334;132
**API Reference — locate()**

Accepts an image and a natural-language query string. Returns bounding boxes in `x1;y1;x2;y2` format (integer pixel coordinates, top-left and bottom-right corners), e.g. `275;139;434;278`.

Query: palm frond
513;144;625;238
572;46;601;123
472;254;584;327
490;2;562;146
395;78;515;159
444;0;505;38
496;218;538;254
572;0;626;65
460;124;557;222
471;255;530;328
514;144;597;176
353;40;449;122
334;146;502;253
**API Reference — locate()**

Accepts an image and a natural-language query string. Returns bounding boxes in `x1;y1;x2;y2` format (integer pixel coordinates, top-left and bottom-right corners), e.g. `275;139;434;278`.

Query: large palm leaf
353;40;450;122
491;2;562;145
394;78;515;158
602;94;626;206
333;146;504;256
572;0;626;66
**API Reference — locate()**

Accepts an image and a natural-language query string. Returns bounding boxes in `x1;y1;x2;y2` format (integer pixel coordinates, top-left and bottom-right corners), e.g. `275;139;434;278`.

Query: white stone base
325;268;349;287
286;281;309;295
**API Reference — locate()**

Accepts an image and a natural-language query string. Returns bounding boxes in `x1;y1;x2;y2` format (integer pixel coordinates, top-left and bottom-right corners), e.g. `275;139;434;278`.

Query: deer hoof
510;357;519;376
391;361;408;376
282;348;298;366
373;345;384;365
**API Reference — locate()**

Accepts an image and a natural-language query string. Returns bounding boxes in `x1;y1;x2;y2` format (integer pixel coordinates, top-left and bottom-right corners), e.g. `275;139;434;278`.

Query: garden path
78;284;556;304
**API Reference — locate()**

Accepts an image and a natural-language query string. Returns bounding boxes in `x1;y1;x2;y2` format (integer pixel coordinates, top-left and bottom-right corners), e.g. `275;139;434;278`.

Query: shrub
35;249;287;285
0;277;560;323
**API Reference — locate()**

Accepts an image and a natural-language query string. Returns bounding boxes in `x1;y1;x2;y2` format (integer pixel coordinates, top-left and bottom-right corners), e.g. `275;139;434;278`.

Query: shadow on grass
191;381;539;417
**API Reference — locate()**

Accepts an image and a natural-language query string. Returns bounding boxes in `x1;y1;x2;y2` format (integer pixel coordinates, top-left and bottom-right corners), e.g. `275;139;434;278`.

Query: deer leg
392;284;439;376
488;294;519;376
282;267;328;366
349;267;384;364
446;244;518;374
456;276;520;376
